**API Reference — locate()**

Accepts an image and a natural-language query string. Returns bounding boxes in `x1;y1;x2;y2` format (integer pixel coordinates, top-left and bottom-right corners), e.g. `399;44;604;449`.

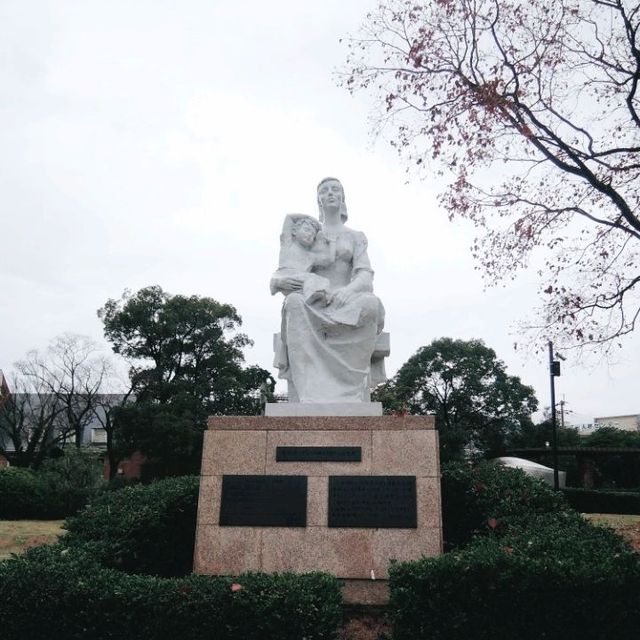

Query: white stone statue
270;177;387;404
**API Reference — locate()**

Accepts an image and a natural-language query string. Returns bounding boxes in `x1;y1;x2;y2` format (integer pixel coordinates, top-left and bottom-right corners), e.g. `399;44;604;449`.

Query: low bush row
440;461;570;550
4;463;640;639
392;464;640;640
0;475;341;638
0;544;342;640
0;451;103;519
64;475;200;576
562;487;640;514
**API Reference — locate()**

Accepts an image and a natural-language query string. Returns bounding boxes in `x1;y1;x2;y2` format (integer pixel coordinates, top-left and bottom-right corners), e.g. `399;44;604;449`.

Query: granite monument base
264;402;383;417
194;414;442;605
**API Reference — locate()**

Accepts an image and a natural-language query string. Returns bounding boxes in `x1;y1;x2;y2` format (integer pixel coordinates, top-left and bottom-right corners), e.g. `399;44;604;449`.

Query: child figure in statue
270;214;335;304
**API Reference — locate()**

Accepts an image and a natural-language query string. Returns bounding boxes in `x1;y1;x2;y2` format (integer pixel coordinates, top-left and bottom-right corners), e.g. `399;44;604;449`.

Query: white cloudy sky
1;0;638;425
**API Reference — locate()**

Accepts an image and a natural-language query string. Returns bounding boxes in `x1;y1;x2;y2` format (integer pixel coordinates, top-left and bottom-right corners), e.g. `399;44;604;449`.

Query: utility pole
548;341;561;491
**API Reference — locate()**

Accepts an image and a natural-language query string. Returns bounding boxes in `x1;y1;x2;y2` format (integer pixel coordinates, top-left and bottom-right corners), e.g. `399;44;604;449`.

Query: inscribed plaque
219;475;307;527
328;476;417;528
276;446;362;462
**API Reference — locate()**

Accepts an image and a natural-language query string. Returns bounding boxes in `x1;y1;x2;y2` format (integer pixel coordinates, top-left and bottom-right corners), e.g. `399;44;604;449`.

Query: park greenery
3;307;639;490
98;285;274;477
0;475;341;640
1;464;638;638
392;463;640;639
0;449;104;519
374;338;538;460
343;0;640;354
0;286;274;479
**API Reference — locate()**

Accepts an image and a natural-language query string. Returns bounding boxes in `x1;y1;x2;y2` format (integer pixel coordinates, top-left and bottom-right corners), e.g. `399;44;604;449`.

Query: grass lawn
584;513;640;551
584;513;640;526
0;520;65;560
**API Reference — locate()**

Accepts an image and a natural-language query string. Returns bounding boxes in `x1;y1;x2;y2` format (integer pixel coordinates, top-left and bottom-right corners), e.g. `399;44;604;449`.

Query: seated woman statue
270;177;385;403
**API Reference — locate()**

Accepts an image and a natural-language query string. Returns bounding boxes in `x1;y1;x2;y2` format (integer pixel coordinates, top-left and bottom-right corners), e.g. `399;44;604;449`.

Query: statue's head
317;177;348;223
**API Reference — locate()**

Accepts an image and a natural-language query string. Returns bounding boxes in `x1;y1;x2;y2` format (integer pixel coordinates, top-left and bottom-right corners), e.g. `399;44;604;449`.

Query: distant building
571;415;639;435
593;414;640;432
0;392;122;450
574;423;597;436
0;383;141;478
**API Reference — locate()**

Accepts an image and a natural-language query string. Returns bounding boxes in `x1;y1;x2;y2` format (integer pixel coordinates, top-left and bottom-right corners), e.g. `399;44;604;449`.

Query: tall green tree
581;426;640;488
582;426;640;449
508;418;581;450
375;338;538;460
98;286;274;475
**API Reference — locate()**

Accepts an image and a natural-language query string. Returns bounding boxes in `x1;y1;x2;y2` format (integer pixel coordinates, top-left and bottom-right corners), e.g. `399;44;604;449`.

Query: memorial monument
194;178;442;604
269;177;387;410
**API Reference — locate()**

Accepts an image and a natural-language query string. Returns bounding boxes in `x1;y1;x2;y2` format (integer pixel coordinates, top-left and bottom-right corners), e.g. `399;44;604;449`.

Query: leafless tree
0;373;66;467
0;334;115;466
16;334;111;448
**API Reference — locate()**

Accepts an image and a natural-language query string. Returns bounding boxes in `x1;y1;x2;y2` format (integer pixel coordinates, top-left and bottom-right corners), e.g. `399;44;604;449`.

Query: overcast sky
1;0;638;425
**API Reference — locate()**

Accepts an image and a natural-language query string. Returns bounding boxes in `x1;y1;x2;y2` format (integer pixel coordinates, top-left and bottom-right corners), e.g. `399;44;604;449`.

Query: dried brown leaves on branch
342;0;640;353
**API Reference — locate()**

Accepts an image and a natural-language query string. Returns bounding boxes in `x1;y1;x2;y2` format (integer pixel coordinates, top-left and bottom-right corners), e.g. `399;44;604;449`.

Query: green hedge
390;511;640;640
64;475;200;576
0;452;104;519
0;467;48;518
563;487;640;514
441;461;569;550
0;545;342;640
0;475;342;638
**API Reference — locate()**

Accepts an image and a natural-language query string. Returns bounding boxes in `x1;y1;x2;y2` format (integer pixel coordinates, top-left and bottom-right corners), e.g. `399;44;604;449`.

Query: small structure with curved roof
493;456;566;488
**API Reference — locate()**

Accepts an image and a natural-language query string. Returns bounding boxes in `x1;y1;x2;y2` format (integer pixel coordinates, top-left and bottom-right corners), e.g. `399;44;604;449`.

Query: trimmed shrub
0;467;48;518
39;449;105;516
0;474;342;638
563;487;640;514
64;475;200;576
0;544;342;640
441;461;569;549
0;451;104;519
390;511;640;640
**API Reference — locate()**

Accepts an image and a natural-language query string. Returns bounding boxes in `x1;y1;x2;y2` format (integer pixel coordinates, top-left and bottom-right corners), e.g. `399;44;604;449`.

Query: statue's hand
332;287;354;308
280;276;304;292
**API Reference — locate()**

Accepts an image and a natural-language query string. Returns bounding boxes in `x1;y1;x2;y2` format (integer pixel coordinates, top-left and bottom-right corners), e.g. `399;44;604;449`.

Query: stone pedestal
264;402;383;417
194;415;442;604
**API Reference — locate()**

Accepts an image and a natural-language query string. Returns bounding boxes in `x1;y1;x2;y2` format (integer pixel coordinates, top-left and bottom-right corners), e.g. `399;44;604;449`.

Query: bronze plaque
219;475;307;527
328;476;417;528
276;446;362;462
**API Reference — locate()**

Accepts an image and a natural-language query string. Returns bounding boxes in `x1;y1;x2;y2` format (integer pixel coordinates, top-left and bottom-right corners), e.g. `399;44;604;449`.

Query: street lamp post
548;341;561;491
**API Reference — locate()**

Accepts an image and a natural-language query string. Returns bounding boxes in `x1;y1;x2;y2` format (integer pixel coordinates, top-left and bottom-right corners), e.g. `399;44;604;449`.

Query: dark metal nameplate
328;476;417;528
276;446;362;462
219;475;307;527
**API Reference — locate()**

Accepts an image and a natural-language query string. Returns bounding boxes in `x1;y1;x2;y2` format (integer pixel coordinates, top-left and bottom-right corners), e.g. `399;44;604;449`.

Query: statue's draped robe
273;228;385;403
